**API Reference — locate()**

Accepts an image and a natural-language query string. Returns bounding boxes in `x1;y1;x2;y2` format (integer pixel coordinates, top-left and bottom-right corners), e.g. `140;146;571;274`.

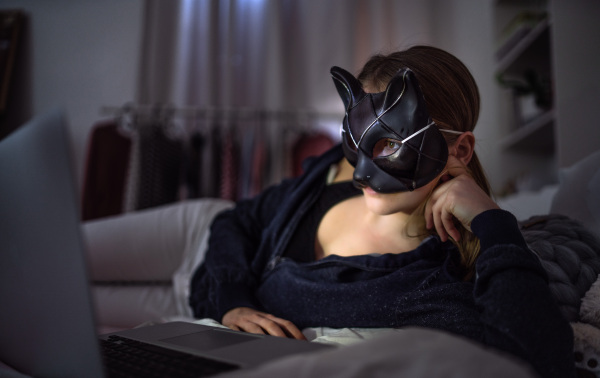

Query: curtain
137;0;435;115
122;0;436;205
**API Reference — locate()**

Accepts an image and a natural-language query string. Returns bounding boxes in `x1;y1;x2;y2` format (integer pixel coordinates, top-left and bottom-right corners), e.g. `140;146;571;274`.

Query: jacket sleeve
471;209;576;378
189;177;299;321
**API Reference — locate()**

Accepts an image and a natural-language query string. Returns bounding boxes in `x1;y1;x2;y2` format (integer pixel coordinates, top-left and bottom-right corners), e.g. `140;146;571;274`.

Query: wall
431;0;600;194
429;0;508;194
2;0;437;194
551;0;600;168
0;0;144;190
139;0;436;122
9;0;586;198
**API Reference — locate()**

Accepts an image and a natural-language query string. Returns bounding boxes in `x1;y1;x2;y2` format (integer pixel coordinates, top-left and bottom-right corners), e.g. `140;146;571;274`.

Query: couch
84;150;600;377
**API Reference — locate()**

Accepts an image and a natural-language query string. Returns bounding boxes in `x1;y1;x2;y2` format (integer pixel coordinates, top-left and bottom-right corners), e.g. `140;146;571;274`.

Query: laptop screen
0;110;105;377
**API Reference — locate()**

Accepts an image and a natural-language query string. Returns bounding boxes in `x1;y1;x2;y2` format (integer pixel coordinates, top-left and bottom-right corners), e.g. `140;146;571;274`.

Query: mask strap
439;129;464;135
401;124;464;144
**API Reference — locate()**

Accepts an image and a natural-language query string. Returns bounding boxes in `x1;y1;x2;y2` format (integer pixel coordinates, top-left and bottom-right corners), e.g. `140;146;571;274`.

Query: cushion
520;214;600;321
551;149;600;239
217;327;537;378
83;198;233;282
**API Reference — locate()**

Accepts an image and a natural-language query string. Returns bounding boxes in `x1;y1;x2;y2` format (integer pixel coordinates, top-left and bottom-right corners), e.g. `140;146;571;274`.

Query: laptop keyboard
100;335;240;378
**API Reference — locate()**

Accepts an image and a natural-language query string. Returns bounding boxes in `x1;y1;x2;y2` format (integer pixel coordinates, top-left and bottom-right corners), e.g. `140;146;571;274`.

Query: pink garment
81;121;132;221
292;132;334;177
219;128;239;201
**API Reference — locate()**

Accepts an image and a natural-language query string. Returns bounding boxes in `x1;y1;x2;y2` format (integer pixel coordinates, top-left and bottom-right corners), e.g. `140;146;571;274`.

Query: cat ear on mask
380;68;431;134
330;66;364;110
382;69;421;114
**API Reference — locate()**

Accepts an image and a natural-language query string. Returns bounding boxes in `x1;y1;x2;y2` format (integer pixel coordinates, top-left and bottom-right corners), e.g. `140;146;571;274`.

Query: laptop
0;109;332;378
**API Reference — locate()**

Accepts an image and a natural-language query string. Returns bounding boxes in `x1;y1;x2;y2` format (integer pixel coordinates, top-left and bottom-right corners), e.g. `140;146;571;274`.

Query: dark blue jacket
189;144;575;378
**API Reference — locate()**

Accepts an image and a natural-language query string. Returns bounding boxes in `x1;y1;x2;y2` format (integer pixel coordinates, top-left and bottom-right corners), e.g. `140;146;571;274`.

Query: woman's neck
329;158;426;254
361;208;423;253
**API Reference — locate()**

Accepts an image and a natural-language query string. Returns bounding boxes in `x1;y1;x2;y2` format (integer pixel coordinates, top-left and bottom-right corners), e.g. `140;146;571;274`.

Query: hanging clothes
81;120;132;221
291;131;335;177
250;128;267;198
197;122;221;198
219;126;240;201
86;104;341;210
184;130;204;199
134;120;184;210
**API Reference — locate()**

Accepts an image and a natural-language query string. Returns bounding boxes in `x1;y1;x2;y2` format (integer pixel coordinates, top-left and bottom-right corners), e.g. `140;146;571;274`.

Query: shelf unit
494;0;554;155
499;109;554;153
496;17;550;74
491;0;600;194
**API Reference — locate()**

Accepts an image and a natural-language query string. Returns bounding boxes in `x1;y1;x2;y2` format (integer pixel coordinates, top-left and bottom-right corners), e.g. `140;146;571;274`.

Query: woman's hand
222;307;306;340
425;156;499;242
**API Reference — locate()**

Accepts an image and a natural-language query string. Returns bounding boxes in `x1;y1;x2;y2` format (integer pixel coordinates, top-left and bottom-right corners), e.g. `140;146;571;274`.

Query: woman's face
357;81;446;216
334;67;450;194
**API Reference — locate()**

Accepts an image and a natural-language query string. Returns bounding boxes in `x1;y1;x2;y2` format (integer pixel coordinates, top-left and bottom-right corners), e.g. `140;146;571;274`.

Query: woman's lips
362;186;379;196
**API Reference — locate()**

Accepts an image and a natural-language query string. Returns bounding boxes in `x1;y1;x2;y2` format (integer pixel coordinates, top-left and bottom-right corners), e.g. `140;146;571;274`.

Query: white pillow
83;198;234;282
497;185;558;221
551;150;600;238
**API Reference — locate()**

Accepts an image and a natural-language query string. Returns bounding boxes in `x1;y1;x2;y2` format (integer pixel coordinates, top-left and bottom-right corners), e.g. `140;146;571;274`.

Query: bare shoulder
316;196;370;258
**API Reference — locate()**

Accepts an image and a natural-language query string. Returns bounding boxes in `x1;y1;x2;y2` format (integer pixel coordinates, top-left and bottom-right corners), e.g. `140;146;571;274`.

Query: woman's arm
471;210;575;378
190;146;344;339
189;178;298;320
209;185;310;341
425;157;575;377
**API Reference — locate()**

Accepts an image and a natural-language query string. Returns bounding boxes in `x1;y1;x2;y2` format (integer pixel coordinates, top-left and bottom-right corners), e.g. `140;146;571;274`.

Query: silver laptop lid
0;109;105;377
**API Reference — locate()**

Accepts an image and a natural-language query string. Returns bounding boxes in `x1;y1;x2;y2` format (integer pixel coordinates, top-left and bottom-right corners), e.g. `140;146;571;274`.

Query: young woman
189;46;575;378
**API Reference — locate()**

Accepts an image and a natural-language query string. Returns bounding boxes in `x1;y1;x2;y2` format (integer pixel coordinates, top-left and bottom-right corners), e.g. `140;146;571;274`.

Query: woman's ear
449;131;475;165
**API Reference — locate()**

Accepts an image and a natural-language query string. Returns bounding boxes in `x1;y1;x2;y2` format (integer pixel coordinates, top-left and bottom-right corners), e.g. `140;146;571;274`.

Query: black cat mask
330;66;461;193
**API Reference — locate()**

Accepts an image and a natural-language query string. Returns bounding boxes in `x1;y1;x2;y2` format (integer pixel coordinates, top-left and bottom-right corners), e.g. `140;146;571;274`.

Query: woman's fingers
238;317;268;335
426;156;498;241
246;314;305;340
252;314;287;338
430;199;447;241
429;190;460;242
222;307;306;340
266;314;306;340
441;206;461;242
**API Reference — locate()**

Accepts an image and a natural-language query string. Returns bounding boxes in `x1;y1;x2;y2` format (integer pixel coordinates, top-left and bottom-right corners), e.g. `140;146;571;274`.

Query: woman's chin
362;187;423;216
363;193;399;215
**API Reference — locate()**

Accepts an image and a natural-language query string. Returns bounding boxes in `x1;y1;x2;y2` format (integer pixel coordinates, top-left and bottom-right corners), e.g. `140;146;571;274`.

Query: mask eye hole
373;138;402;158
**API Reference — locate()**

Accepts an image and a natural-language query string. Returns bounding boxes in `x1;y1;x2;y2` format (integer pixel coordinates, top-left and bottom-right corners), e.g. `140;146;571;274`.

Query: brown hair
357;45;491;278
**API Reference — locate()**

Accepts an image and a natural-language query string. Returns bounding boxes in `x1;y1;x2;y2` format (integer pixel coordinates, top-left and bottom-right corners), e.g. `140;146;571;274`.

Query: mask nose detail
352;149;412;194
353;178;368;190
352;152;372;187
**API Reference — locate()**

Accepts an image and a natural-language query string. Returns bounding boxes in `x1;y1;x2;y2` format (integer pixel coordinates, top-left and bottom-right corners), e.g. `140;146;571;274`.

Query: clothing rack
100;103;343;123
83;103;339;221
